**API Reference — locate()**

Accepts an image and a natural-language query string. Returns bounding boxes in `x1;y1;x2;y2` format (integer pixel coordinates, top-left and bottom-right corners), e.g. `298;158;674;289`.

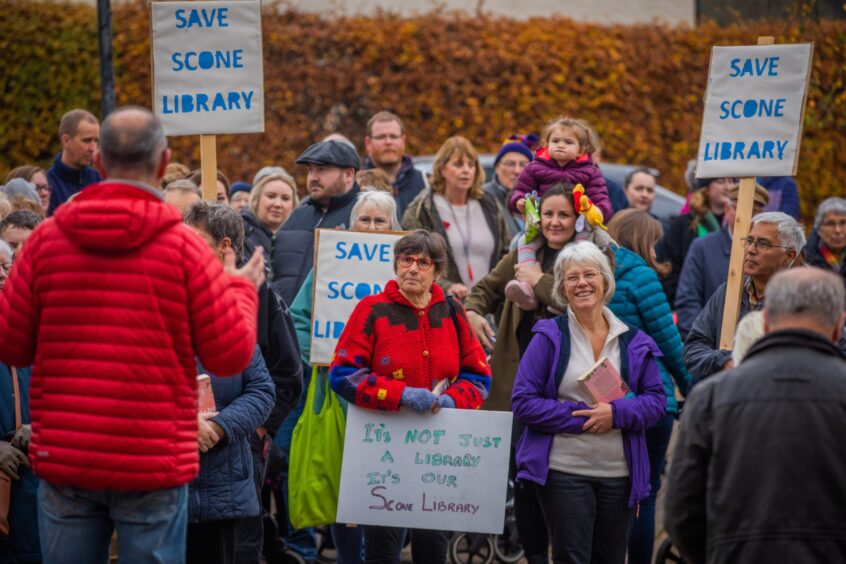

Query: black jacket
271;184;361;305
257;281;303;436
665;329;846;564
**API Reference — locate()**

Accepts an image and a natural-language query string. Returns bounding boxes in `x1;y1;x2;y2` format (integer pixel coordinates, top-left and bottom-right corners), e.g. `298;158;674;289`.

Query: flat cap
729;182;770;208
296;140;360;171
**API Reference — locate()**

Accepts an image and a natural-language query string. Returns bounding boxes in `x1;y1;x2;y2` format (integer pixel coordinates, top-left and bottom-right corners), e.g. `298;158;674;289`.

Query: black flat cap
295;140;360;170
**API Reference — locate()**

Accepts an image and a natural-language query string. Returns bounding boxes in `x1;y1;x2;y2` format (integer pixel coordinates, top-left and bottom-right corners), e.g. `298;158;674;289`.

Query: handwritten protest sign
310;229;405;366
151;1;264;136
696;43;813;178
337;406;512;534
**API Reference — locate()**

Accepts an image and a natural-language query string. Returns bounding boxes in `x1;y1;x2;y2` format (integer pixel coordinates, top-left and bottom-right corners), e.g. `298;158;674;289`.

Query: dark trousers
331;523;364;564
235;431;270;564
363;525;449;564
510;437;549;559
537;471;632;564
187;518;240;564
627;415;674;564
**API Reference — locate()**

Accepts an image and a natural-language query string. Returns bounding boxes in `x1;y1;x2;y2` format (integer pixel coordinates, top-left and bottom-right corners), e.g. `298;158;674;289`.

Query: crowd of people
0;104;844;564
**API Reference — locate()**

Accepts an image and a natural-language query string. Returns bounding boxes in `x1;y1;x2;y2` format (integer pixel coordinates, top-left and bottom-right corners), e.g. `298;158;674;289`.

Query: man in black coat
665;267;846;564
273;140;361;305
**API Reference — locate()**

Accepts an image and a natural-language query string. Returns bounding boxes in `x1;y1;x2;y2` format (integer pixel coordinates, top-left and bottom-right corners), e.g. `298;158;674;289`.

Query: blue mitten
437;395;456;409
400;387;437;413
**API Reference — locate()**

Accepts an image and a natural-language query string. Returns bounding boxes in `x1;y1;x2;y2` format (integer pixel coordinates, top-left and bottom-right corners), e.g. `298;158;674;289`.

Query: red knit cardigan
329;280;491;411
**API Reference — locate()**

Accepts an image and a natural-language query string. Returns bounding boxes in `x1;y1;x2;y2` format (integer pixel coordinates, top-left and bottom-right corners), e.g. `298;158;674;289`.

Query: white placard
337;406;512;534
310;229;405;366
151;1;264;136
696;43;813;178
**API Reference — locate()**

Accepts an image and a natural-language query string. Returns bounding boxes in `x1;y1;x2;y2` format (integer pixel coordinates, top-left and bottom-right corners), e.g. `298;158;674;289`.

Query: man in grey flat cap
271;140;361;305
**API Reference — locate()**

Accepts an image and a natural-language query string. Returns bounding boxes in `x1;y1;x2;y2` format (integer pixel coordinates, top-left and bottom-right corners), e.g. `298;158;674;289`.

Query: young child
505;117;613;310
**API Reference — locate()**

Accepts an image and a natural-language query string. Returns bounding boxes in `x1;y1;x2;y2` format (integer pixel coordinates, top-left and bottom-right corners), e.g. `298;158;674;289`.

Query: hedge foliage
1;1;844;219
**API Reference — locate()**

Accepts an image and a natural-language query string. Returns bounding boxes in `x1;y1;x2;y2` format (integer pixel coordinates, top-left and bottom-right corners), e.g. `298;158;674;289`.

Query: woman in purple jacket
511;242;665;564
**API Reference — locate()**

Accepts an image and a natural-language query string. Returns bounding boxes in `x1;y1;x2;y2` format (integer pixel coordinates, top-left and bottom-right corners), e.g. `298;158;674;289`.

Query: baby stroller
448;480;524;564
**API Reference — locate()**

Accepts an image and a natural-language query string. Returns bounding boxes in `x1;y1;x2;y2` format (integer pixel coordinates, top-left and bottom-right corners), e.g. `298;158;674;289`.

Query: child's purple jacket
511;316;666;507
509;156;613;221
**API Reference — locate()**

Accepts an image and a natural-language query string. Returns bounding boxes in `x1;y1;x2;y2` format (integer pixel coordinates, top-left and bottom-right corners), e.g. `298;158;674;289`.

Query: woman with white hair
512;241;665;564
285;190;401;564
805;197;846;287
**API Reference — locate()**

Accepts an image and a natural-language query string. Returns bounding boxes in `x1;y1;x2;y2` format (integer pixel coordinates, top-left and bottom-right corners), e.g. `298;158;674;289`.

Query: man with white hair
665;267;846;564
683;212;806;381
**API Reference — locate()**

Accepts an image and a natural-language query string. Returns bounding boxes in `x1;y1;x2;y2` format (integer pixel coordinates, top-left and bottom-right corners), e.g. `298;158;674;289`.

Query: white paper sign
696;43;813;178
151;1;264;136
337;406;513;534
310;229;405;366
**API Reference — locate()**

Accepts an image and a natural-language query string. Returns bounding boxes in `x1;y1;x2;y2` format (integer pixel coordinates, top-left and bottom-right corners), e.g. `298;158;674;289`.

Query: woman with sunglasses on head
329;229;492;564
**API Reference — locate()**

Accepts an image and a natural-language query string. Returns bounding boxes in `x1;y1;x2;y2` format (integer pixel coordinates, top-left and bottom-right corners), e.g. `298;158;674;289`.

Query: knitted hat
230;181;252;197
494;134;538;167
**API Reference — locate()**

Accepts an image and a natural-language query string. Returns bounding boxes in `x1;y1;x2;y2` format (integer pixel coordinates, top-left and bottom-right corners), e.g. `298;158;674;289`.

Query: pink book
577;357;629;404
197;374;216;413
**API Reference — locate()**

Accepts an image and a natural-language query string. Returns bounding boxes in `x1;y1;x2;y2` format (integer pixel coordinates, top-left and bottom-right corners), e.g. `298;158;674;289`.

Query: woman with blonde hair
607;209;690;564
241;171;299;285
402;136;507;300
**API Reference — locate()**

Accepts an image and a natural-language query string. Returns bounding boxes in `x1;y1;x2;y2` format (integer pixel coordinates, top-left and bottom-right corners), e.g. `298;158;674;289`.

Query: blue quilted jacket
609;247;691;414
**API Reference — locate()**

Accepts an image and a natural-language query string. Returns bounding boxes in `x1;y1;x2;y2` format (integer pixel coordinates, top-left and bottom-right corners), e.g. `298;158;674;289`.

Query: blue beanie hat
230;181;252;196
494;134;538;167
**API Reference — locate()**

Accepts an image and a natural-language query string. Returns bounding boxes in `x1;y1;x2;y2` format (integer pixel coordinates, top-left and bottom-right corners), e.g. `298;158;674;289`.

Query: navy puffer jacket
189;347;275;523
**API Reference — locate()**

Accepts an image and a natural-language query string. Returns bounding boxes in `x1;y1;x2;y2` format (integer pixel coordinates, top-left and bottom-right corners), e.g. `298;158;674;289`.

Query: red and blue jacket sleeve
329;299;406;411
441;302;492;410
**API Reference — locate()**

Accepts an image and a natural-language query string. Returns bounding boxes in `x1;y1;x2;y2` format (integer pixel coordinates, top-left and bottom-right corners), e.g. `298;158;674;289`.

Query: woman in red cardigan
329;229;492;563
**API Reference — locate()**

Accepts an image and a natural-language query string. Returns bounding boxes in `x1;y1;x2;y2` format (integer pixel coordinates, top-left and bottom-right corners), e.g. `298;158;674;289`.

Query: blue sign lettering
327;281;383;300
171;49;244;72
335;242;392;263
313;320;346;339
174;7;229;29
717;98;785;120
728;56;780;78
702;140;788;162
161;91;254;114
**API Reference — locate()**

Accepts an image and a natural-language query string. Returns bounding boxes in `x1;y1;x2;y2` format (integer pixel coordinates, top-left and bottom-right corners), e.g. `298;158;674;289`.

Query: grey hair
765;267;846;330
0;238;12;258
731;310;765;366
552;241;616;310
99;106;168;177
751;211;806;254
163;179;201;197
351;191;401;231
814;197;846;230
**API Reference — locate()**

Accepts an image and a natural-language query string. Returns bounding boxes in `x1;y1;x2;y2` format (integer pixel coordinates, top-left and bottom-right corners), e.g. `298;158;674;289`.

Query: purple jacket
511;316;666;507
509;156;613;220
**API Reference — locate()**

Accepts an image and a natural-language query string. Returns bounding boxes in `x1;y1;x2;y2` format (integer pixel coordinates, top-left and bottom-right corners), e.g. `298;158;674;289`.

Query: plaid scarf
818;242;844;270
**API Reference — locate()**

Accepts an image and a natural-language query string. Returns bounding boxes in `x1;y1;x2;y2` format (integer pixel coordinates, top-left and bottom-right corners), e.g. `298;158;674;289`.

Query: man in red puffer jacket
0;106;265;563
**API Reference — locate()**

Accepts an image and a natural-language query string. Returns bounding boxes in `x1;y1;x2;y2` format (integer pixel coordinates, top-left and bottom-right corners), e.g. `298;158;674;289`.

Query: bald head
96;106;170;184
764;267;846;341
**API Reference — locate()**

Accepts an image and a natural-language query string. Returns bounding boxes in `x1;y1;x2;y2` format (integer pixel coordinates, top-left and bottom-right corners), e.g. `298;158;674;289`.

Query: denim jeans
330;523;364;564
38;481;188;564
627;414;674;564
537;471;632;564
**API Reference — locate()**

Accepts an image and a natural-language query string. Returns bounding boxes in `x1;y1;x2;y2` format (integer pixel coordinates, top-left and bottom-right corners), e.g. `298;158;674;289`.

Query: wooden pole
717;35;775;351
200;134;218;201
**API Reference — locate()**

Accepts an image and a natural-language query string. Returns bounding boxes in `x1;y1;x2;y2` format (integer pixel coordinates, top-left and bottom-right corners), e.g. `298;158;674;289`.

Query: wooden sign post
150;1;265;196
200;135;218;201
696;37;814;350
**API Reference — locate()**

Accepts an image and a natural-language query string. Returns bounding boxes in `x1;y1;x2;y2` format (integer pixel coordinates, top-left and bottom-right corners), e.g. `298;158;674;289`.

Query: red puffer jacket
0;181;258;491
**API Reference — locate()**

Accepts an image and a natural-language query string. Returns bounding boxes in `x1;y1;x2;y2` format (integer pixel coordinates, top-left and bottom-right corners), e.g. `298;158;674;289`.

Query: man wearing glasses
683;211;807;382
363;111;426;218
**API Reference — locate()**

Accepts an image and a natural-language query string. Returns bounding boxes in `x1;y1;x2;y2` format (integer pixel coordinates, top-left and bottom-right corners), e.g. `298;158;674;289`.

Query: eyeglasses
34;184;51;193
370;134;403;142
397;255;434;270
498;160;527;170
741;237;790;251
564;270;601;286
0;262;11;274
821;219;846;230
